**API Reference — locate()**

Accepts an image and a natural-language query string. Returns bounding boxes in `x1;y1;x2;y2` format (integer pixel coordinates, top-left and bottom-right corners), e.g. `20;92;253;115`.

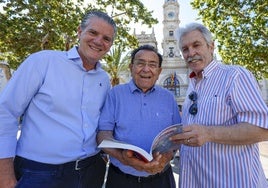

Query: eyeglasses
188;91;198;115
133;60;159;69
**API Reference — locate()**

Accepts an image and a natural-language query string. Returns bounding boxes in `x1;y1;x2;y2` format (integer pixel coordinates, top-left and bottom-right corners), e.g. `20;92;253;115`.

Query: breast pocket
201;95;232;125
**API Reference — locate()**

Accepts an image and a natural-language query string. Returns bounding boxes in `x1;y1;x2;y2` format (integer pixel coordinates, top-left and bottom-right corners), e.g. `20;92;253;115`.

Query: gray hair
175;23;213;50
80;10;117;39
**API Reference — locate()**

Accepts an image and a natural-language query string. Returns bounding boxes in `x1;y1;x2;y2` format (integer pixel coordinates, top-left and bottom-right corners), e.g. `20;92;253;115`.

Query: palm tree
103;44;131;86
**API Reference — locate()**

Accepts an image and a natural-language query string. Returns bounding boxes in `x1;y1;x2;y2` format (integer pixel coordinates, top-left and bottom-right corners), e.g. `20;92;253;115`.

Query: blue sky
140;0;201;26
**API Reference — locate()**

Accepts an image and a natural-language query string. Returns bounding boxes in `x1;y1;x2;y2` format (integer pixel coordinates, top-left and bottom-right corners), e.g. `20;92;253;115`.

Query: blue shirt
180;61;268;188
98;80;181;176
0;46;111;164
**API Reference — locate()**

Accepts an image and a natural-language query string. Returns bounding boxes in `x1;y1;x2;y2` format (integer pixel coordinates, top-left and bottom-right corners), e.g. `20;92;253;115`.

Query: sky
133;0;202;53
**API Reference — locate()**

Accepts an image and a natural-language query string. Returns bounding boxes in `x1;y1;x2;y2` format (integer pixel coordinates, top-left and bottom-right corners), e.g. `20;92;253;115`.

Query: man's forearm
209;122;268;145
0;158;17;188
96;130;114;145
97;130;126;163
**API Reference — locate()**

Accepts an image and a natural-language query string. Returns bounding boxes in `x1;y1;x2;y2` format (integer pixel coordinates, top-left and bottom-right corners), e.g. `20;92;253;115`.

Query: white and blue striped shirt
180;60;268;188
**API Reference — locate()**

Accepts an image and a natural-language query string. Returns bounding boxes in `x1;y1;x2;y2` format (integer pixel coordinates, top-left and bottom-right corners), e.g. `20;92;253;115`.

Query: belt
109;163;171;183
15;153;100;171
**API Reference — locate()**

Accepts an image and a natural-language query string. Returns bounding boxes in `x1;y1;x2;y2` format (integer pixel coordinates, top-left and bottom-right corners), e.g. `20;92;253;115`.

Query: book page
98;124;183;162
98;139;153;162
151;124;182;154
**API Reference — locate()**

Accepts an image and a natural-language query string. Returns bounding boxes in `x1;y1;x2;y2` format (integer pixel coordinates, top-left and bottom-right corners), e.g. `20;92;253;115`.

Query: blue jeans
14;154;106;188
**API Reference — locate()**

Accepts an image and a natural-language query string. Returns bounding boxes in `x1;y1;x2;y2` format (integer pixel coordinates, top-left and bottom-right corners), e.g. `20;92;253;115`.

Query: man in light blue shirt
97;45;181;188
0;10;116;188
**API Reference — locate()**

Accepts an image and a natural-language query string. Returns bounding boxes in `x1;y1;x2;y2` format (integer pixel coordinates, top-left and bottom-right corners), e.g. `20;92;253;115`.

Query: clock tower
162;0;180;59
158;0;189;107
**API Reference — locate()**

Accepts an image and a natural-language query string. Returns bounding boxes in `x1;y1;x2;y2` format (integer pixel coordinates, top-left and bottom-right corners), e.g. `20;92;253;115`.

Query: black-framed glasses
188;91;198;115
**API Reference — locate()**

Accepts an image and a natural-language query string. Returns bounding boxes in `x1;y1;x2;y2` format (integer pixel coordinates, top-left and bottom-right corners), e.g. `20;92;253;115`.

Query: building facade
0;62;12;93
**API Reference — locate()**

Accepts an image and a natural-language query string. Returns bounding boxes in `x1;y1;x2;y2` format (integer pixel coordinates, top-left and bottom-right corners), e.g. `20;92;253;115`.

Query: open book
98;124;182;162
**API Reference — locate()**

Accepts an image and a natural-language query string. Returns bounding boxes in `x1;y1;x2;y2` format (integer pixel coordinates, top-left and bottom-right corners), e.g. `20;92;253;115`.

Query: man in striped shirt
171;23;268;188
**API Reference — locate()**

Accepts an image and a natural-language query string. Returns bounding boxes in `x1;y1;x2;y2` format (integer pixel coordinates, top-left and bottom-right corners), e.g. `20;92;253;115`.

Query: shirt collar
67;46;80;60
129;79;156;93
189;60;219;79
67;46;102;71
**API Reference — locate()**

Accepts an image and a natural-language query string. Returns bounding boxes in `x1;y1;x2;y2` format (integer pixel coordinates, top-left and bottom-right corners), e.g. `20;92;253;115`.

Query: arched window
163;73;180;97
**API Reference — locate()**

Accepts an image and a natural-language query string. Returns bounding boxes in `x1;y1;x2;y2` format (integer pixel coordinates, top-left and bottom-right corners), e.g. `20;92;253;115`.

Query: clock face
168;11;175;18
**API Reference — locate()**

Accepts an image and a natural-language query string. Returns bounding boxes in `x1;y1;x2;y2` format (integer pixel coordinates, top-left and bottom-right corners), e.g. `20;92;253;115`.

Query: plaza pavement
259;141;268;178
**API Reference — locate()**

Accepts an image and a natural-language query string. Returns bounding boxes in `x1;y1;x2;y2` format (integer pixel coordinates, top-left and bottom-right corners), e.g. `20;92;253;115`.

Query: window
169;47;174;58
163;74;180;97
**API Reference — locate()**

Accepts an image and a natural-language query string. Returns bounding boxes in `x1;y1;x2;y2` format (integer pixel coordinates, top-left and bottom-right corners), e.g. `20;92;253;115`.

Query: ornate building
0;62;11;93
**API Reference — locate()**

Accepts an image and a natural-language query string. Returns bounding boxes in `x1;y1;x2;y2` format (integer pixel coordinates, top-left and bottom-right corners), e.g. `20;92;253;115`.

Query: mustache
187;56;202;63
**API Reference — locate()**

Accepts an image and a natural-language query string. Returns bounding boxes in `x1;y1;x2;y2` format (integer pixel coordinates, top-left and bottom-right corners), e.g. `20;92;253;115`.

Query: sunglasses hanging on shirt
189;91;198;115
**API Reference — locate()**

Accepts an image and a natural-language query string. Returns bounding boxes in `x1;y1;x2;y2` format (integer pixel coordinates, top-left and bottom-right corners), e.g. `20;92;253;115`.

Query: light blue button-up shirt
0;46;111;164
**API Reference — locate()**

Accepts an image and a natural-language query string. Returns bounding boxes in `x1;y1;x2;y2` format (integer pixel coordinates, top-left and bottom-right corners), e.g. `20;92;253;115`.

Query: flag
173;72;178;86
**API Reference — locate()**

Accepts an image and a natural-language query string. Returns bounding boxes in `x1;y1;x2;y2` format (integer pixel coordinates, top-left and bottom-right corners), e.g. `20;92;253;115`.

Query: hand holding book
98;124;183;162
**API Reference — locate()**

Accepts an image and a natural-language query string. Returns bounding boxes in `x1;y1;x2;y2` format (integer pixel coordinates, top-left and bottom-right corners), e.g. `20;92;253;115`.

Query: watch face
168;12;174;18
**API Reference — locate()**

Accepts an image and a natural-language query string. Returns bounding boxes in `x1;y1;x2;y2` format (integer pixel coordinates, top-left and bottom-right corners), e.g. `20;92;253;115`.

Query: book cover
98;123;182;162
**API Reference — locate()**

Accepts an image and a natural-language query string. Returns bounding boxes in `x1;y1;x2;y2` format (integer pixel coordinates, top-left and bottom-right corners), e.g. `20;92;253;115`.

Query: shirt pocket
200;94;232;125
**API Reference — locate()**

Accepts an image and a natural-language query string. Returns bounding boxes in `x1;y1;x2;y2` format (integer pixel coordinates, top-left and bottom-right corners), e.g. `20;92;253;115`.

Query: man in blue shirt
0;11;116;188
97;45;181;188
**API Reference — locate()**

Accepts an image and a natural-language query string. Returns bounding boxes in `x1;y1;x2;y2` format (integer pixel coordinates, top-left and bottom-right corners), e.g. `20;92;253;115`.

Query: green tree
0;0;83;69
0;0;157;70
191;0;268;79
